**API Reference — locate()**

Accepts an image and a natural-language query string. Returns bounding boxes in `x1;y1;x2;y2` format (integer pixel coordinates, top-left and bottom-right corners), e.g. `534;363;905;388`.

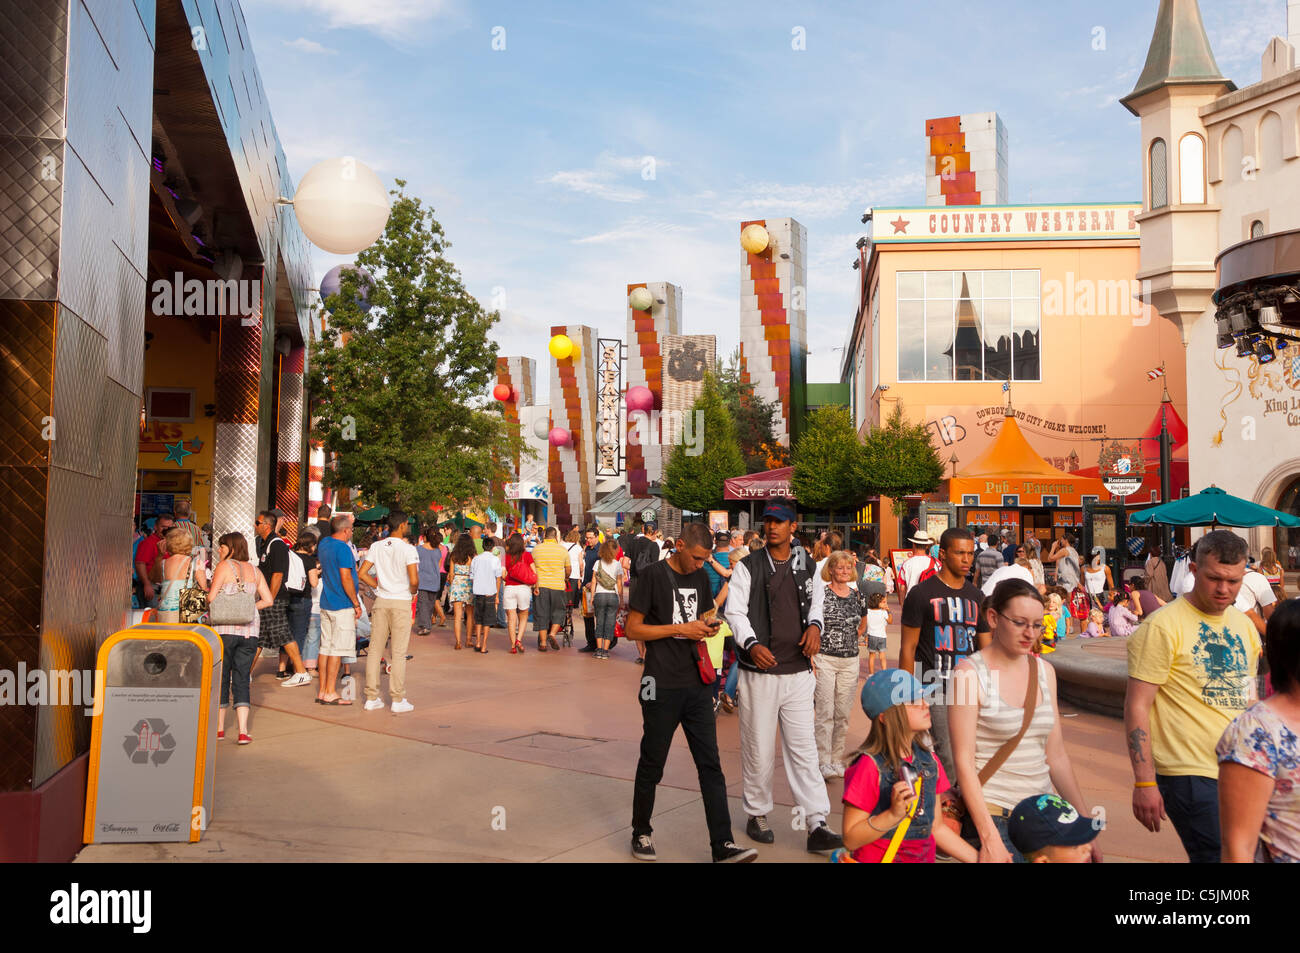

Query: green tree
790;406;869;518
716;348;789;472
858;402;945;515
662;373;746;513
307;180;527;514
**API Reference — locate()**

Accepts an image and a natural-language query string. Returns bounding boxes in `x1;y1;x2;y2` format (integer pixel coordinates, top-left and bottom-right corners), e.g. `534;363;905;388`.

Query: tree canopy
716;348;789;473
790;405;870;513
662;373;747;513
858;402;945;515
307;180;526;513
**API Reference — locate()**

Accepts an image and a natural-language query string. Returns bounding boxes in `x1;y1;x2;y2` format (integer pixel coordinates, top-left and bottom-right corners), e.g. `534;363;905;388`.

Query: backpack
917;556;941;586
633;537;659;573
286;546;308;594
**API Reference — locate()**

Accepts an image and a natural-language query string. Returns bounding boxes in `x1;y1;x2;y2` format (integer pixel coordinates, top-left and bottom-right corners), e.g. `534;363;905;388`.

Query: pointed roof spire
1121;0;1235;114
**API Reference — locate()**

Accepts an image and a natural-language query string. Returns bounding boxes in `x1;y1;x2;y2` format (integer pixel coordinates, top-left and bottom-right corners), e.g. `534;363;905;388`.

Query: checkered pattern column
274;344;304;541
625;282;681;495
547;325;597;530
212;279;265;538
738;218;805;446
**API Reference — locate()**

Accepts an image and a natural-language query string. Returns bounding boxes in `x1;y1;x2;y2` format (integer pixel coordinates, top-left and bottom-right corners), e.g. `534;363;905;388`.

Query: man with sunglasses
900;527;992;779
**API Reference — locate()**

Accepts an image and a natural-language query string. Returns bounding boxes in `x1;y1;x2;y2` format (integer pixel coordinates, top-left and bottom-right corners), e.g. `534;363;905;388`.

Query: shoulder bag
178;554;209;624
208;561;257;625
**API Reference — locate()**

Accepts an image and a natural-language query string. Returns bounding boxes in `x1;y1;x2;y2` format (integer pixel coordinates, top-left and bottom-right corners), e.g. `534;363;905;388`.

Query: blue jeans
496;580;507;628
1157;774;1220;863
961;811;1025;862
220;635;256;708
725;658;739;700
593;592;619;640
287;596;312;657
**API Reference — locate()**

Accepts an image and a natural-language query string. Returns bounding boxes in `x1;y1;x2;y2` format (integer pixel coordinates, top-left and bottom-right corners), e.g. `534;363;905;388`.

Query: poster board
889;549;912;578
707;510;730;535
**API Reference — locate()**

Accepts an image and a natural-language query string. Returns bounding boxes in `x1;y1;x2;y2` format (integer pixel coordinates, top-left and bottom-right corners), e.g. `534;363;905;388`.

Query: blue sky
243;0;1283;396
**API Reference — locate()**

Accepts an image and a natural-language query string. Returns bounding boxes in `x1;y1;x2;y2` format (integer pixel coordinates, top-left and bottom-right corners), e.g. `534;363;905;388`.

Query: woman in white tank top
949;578;1101;863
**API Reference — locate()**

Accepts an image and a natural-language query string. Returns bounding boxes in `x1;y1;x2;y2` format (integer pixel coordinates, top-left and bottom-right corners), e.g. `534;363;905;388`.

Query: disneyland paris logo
0;664;102;715
49;883;151;934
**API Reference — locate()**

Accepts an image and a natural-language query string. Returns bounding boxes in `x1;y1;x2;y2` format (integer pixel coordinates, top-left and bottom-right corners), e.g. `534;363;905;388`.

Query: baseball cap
859;669;936;720
762;501;796;522
1007;794;1098;854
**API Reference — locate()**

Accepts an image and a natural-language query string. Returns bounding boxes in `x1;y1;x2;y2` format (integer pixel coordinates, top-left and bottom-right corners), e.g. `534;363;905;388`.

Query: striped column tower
738;218;806;446
924;112;1008;206
274;344;305;541
495;356;537;474
307;441;325;517
211;278;266;537
659;334;716;538
547;325;598;530
625;282;681;496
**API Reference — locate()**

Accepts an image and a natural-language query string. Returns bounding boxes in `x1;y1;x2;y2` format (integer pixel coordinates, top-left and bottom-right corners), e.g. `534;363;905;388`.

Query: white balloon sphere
293;157;390;254
628;287;654;311
532;415;552;441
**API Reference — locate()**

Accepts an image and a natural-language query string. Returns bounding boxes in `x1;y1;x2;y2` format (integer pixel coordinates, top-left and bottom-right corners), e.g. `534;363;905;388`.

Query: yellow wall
138;313;217;525
866;239;1188;550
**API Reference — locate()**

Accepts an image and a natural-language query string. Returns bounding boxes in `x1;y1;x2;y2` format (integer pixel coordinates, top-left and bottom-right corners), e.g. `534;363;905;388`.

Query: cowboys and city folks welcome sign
873;204;1140;243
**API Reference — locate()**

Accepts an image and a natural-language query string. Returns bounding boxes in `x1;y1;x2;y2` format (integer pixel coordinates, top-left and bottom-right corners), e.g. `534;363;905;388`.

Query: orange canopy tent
948;409;1109;506
1068;400;1189;504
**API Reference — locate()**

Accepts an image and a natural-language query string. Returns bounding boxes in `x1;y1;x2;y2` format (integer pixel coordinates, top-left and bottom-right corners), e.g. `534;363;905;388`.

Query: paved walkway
78;616;1187;863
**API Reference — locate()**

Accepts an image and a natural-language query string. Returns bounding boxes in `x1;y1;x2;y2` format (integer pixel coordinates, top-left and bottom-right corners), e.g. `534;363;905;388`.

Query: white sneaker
391;698;414;713
281;672;312;687
363;698;385;711
819;763;836;779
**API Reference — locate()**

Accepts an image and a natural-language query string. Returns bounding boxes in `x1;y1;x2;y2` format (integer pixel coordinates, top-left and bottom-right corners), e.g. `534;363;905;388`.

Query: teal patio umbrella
1129;485;1300;529
354;505;390;523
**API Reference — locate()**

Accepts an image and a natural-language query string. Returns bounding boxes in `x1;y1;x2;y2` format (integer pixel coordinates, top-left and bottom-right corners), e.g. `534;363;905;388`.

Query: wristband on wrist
1134;781;1157;788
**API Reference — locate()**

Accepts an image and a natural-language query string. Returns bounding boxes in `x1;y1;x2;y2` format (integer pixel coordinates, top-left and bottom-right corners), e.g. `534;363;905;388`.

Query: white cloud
546;170;646;203
257;0;457;43
283;37;337;54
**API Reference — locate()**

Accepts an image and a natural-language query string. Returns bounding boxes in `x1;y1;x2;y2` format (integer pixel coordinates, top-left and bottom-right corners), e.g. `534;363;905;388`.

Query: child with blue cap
839;669;977;863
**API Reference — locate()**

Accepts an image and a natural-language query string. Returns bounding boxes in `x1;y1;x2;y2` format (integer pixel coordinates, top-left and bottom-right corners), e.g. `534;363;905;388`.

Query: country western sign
873;203;1140;243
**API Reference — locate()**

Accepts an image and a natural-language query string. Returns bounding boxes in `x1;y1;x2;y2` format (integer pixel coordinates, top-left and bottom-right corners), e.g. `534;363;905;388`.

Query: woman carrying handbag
207;532;274;745
948;579;1101;862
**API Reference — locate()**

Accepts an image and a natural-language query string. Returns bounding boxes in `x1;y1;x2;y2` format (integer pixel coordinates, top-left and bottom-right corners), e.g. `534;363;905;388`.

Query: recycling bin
84;623;222;844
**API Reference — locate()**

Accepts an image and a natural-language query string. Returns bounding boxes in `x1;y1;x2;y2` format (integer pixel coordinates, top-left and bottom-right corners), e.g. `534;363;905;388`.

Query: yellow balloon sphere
549;334;574;360
740;224;770;255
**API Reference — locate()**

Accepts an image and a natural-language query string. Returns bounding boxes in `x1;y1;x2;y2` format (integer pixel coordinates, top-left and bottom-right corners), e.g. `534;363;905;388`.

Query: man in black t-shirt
900;527;990;778
627;521;756;864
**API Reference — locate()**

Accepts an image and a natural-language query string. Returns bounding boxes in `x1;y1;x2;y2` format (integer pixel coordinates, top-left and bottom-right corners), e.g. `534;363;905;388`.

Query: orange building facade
842;202;1189;552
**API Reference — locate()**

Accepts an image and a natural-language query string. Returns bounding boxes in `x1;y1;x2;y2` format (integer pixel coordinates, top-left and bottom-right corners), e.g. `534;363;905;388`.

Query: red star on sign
890;216;909;234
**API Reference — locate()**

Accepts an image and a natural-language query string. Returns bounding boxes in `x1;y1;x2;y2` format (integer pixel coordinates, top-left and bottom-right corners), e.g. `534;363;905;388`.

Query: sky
242;0;1284;399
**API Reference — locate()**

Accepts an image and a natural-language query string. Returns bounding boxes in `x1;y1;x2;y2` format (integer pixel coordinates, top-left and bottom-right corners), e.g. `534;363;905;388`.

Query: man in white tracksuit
725;501;844;853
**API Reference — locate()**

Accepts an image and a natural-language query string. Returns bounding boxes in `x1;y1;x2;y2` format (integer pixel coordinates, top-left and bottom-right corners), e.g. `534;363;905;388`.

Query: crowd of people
127;501;1298;864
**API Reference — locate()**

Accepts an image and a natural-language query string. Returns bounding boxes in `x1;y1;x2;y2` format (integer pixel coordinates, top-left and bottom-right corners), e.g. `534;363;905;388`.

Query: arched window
1150;138;1168;209
1179;134;1205;203
1251;220;1265;238
1260;111;1283;170
1222;125;1244;182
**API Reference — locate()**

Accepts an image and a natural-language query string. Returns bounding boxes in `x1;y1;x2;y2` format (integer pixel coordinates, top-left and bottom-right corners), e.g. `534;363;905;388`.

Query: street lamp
949;452;959;479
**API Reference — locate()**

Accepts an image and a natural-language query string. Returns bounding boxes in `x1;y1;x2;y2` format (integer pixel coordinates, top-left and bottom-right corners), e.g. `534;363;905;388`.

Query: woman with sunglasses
949;579;1101;863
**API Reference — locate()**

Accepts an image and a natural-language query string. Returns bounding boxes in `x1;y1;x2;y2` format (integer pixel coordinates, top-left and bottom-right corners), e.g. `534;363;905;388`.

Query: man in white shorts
317;514;362;705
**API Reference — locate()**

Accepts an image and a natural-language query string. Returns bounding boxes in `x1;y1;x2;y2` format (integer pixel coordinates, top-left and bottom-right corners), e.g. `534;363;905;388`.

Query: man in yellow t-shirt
530;528;570;651
1124;530;1261;863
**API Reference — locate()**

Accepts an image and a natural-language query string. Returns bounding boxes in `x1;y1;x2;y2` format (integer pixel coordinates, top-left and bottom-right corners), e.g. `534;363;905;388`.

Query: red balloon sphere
626;385;655;413
548;427;571;447
492;383;513;402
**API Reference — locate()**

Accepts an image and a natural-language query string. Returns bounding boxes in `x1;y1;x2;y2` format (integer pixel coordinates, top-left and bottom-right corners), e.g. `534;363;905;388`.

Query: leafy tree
716;348;789;472
308;180;527;514
662;373;746;513
790;406;870;519
858;402;945;515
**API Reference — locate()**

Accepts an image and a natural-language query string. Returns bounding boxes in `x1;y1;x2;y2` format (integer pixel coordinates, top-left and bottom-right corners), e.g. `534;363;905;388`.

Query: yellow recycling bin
84;623;222;844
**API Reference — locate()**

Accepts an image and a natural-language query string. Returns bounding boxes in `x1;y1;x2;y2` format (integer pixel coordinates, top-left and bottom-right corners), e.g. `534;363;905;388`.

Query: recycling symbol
122;718;177;766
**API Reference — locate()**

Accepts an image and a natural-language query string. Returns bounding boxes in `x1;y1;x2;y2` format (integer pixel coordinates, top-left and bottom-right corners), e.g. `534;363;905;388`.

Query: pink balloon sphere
626;386;655;413
548;427;571;447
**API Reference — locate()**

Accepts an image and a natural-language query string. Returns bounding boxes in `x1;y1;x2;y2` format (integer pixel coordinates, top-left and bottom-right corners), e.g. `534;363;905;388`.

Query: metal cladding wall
0;0;155;793
624;282;681;495
0;0;314;818
496;355;536;475
547;326;597;530
738;218;807;446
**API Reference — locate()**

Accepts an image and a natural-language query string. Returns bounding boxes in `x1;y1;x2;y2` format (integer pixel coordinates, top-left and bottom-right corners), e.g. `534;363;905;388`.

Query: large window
1150;138;1168;209
1179;134;1205;204
897;270;1040;382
